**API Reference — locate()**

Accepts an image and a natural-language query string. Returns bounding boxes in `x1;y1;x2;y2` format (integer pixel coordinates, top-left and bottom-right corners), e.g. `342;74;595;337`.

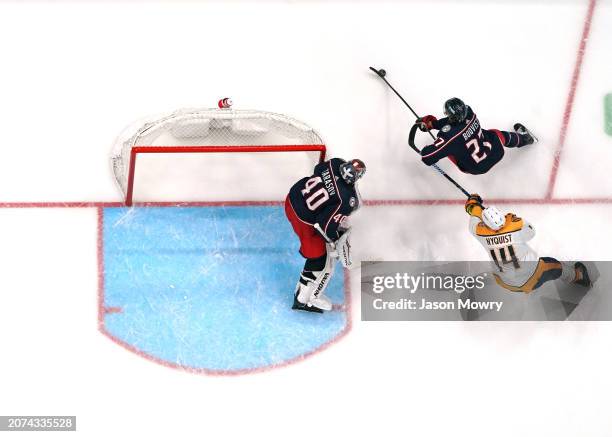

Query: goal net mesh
110;107;326;204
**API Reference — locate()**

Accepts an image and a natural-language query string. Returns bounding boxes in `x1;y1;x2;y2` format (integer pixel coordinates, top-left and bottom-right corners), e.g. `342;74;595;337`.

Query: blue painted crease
102;206;347;372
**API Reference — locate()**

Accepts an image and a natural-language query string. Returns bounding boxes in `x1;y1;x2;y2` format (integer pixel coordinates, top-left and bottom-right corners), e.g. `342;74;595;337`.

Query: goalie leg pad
293;254;335;312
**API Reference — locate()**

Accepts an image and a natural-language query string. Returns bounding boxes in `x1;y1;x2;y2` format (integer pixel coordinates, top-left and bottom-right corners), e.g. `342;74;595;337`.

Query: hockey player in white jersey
464;194;591;292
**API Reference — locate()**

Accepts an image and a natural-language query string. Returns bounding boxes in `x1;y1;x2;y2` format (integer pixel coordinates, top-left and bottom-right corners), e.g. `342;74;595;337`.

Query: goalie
285;157;366;312
464;194;592;293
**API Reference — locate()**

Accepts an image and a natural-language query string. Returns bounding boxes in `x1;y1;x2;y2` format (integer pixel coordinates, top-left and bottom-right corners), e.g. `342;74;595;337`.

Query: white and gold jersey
469;213;539;287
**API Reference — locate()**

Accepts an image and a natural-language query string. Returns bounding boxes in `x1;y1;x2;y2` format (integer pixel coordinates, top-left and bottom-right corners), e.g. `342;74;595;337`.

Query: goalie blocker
285;157;365;312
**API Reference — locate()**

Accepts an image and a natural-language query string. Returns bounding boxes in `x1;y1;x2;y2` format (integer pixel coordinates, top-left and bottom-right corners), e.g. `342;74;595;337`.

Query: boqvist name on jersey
462;118;481;141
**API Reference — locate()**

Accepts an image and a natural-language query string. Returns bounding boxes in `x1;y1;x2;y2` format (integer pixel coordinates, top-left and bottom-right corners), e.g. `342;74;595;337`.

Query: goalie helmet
339;159;366;185
482;207;505;231
444;97;468;124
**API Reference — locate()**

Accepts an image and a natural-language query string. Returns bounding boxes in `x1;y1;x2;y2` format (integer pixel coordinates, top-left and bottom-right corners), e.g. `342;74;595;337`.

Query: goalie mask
339;159;366;185
444;97;468;124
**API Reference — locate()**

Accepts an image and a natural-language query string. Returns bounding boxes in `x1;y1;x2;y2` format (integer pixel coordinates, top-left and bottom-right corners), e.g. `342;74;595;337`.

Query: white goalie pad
296;254;336;311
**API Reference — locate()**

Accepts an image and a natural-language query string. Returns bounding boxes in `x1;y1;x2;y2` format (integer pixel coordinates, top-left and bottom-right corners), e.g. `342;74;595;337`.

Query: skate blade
292;296;324;313
514;123;539;143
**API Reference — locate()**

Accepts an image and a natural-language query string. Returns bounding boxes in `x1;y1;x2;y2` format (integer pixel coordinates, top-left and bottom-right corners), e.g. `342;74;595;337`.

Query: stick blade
369;66;384;77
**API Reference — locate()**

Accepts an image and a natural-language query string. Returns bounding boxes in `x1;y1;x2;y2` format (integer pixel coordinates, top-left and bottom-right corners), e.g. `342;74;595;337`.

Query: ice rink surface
102;205;348;373
1;0;612;436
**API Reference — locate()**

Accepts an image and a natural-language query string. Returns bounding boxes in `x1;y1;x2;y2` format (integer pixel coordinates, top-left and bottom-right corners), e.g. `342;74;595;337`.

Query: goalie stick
314;223;335;247
369;66;473;199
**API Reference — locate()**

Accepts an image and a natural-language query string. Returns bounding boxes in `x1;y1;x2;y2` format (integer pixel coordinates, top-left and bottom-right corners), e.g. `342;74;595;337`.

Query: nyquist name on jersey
321;168;336;196
485;234;512;246
462;118;480;141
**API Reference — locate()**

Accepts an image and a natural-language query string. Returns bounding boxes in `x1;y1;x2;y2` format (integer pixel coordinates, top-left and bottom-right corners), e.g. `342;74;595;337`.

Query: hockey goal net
111;106;326;205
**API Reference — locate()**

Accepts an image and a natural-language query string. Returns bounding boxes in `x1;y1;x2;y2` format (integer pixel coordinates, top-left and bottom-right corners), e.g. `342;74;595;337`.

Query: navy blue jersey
420;107;505;175
288;158;360;241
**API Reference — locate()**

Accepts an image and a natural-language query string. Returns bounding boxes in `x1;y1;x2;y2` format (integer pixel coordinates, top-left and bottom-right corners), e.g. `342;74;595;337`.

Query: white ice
1;1;611;437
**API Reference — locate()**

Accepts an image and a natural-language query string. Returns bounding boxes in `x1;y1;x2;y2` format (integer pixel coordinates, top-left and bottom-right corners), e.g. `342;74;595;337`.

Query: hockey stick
370;66;472;199
314;223;357;270
314;223;335;249
369;66;436;141
408;124;471;198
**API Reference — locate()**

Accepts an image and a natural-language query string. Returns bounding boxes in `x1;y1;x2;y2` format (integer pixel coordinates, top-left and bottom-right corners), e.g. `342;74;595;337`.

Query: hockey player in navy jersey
417;98;537;175
285;158;366;312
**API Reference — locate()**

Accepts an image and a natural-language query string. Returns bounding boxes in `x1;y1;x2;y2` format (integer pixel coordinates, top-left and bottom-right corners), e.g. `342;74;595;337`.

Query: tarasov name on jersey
321;168;336;197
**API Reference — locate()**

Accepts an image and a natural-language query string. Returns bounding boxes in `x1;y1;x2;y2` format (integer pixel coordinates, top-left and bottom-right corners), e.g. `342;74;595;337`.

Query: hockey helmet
444;97;468;123
339;159;366;184
482;207;505;231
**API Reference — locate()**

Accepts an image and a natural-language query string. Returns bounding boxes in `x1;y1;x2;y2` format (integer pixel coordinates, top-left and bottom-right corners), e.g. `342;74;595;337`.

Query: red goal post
111;107;327;205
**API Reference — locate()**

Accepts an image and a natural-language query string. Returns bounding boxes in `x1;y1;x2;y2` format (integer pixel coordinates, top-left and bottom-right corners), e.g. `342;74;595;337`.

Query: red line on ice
363;197;612;206
2;197;612;209
546;0;597;199
0;200;283;208
97;206;105;328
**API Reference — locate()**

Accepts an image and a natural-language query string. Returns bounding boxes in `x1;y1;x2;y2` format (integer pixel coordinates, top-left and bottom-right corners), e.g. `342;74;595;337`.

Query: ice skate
513;123;538;146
